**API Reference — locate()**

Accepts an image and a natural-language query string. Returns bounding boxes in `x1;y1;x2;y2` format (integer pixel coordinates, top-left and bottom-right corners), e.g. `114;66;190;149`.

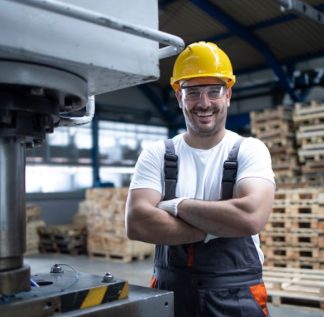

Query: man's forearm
177;198;260;237
126;206;206;245
176;179;274;237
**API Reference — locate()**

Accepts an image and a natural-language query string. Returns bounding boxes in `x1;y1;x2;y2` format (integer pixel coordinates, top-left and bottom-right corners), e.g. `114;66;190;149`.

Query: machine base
0;271;173;317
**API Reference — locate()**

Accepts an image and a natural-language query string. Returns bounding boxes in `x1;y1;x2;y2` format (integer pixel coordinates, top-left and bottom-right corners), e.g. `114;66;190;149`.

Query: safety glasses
181;84;227;101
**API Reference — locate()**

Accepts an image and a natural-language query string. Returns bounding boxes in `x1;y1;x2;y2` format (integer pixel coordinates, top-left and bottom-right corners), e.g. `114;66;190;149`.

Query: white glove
157;197;189;217
204;234;219;243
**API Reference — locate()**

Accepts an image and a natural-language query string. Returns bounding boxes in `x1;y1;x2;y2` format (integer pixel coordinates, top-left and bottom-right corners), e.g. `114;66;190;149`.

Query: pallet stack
264;267;324;310
25;204;45;255
250;106;300;186
261;188;324;269
83;188;154;262
293;100;324;186
38;224;87;255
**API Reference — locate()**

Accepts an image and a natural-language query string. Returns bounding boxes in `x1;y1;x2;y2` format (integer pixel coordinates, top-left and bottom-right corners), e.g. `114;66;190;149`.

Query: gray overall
150;138;269;317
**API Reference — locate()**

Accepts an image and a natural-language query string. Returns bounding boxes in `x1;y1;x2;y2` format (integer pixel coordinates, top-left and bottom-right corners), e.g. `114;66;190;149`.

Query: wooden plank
299;123;324;132
264;259;324;270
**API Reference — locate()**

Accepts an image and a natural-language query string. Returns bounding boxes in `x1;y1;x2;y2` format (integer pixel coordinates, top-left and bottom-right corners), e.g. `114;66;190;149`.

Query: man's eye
208;89;221;96
187;91;200;97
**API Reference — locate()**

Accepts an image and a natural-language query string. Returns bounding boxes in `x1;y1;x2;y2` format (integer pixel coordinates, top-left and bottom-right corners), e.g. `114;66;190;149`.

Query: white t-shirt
129;130;275;263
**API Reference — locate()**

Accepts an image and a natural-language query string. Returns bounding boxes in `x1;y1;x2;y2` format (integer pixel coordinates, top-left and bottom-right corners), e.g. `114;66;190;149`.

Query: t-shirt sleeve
129;141;164;194
236;137;275;185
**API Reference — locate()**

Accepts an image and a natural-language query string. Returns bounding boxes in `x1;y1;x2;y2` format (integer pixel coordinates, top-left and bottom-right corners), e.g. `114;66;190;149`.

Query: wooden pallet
274;188;324;203
252;121;294;138
251;106;293;124
87;233;154;262
261;232;324;247
274;169;300;179
275;176;324;189
296;131;324;146
298;148;324;163
263;266;324;309
272;205;324;216
293;102;324;126
302;161;324;174
265;215;324;231
38;224;87;255
262;136;296;150
264;260;324;270
263;246;324;261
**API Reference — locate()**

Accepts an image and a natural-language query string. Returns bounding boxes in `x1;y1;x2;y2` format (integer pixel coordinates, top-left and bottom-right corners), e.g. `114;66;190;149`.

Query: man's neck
183;129;226;150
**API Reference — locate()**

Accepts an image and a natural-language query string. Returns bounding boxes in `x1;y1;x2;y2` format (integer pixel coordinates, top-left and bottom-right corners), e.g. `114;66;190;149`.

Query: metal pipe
10;0;185;59
0;138;26;271
275;0;324;25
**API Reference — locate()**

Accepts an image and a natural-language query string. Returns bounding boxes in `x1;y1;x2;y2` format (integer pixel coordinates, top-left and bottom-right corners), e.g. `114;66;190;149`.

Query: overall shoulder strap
164;139;178;200
221;137;245;200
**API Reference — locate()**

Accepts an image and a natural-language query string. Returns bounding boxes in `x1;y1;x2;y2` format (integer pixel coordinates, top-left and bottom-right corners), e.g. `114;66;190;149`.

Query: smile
194;111;215;117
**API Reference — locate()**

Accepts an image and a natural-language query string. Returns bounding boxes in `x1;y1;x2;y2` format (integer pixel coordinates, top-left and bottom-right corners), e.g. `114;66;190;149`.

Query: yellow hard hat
170;41;236;91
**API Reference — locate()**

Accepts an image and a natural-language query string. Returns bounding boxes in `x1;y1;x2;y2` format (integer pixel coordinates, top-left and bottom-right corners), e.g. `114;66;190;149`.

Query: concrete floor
25;253;324;317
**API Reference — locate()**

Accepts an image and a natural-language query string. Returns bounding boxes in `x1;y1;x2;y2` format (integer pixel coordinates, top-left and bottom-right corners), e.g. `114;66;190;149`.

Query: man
126;41;275;317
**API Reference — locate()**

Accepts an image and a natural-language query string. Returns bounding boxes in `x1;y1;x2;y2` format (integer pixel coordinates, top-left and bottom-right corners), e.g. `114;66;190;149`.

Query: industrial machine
0;0;184;315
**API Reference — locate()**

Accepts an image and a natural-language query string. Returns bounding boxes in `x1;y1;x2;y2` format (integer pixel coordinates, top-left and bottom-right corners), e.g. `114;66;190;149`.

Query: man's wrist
176;197;188;218
175;197;188;217
157;197;189;217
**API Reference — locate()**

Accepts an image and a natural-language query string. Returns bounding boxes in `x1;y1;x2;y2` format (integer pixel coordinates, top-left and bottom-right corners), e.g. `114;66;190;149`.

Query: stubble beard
185;105;227;138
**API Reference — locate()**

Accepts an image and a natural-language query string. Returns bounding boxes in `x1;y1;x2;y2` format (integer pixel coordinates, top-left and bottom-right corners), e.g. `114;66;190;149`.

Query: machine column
0;137;30;295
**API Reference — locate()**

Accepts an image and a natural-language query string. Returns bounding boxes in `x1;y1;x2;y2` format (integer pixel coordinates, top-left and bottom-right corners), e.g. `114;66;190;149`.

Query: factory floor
25;253;324;317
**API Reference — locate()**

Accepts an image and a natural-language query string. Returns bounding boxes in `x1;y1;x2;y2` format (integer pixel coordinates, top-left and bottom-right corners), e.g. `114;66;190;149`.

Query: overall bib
150;138;269;317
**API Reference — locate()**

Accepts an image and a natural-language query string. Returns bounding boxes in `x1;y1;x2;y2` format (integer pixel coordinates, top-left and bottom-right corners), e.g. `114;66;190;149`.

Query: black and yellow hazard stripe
60;280;128;313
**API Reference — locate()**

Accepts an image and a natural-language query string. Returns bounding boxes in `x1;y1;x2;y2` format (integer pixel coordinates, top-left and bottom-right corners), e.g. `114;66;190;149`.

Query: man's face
176;77;231;137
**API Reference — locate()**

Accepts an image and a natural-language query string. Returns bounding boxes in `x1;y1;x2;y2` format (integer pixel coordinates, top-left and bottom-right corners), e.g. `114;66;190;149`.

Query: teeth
196;112;213;117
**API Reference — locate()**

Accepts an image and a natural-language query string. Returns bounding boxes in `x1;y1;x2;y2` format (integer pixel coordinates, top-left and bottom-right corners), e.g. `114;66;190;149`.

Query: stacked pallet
261;188;324;269
263;267;324;310
25;204;45;255
38;224;87;255
250;106;300;185
293;101;324;186
84;188;154;262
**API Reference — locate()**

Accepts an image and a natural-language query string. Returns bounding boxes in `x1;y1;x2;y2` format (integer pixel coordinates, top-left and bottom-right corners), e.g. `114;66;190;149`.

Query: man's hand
157;197;189;217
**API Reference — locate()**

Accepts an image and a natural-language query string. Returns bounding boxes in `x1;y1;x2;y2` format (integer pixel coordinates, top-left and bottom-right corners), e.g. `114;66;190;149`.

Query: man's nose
199;91;212;106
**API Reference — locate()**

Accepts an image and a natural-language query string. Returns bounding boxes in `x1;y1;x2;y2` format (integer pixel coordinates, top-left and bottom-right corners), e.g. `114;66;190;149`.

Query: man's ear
226;88;232;107
175;91;183;109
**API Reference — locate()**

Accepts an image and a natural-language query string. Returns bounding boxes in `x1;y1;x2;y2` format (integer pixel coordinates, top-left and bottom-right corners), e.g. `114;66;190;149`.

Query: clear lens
182;84;226;101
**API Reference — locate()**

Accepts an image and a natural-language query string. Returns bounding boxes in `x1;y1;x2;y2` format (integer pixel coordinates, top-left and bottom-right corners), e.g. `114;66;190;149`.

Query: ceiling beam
207;3;324;42
190;0;300;101
137;84;183;128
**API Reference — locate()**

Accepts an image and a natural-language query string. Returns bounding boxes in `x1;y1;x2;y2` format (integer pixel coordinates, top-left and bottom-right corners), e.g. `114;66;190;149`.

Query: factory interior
1;0;324;316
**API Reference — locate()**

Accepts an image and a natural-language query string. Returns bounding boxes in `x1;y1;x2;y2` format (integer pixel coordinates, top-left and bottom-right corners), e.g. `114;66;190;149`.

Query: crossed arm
125;177;274;245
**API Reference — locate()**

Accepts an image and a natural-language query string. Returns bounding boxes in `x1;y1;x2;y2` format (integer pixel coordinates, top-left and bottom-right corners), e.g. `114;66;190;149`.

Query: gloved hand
204;234;219;243
157;197;189;217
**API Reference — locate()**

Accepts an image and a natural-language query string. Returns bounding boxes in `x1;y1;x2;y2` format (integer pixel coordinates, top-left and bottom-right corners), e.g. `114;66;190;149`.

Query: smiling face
176;77;231;144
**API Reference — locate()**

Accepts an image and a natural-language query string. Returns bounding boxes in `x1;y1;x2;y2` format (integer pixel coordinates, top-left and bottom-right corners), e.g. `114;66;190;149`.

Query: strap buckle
222;160;238;183
164;153;178;162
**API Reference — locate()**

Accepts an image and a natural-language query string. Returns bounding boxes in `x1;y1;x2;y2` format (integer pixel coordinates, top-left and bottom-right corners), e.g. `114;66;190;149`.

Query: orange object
249;283;269;317
150;275;158;288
